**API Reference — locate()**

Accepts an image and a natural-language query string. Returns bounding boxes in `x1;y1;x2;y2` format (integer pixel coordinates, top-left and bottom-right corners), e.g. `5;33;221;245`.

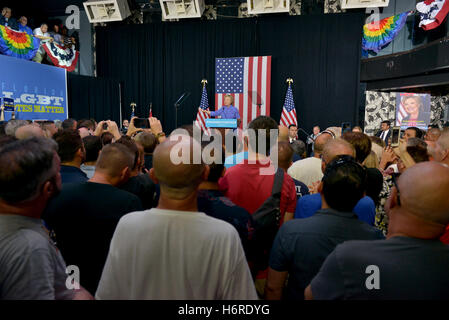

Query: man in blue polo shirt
266;156;384;300
294;139;376;225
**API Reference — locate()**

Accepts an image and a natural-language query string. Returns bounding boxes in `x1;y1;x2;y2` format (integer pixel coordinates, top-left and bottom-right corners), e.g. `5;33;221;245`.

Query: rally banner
0;54;68;121
43;41;79;72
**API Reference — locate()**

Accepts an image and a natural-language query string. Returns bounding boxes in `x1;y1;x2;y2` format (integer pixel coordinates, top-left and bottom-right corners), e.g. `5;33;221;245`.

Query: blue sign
2;97;14;111
205;119;238;128
0;54;68;121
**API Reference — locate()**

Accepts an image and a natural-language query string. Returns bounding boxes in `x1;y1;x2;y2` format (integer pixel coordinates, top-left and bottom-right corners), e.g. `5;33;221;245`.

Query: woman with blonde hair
199;94;241;121
401;95;426;127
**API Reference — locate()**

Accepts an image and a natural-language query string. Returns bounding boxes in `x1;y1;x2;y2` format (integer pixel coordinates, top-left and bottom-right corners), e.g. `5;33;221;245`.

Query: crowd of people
0;114;449;300
0;6;77;64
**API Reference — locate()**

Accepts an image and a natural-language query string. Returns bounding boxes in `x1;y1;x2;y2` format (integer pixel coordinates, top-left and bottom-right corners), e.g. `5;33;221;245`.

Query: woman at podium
199;94;241;121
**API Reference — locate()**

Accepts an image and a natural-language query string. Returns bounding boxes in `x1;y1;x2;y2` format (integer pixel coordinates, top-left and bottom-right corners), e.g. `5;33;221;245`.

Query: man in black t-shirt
116;137;157;209
306;162;449;300
43;143;143;294
198;144;253;257
266;156;384;300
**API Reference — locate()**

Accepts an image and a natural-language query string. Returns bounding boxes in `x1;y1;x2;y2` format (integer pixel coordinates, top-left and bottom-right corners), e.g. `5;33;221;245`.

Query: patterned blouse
375;174;394;236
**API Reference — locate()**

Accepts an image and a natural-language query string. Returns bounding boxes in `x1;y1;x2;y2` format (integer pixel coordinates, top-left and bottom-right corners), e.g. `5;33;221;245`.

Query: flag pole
130;102;136;120
201;79;208;88
286;78;293;86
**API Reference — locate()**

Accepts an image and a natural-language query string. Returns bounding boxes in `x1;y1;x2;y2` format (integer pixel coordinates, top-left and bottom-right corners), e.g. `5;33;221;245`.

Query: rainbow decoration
0;25;40;60
362;12;410;53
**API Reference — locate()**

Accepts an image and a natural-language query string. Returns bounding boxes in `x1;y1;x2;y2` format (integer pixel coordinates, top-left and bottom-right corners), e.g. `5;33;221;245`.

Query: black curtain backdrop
96;13;363;134
68;74;122;123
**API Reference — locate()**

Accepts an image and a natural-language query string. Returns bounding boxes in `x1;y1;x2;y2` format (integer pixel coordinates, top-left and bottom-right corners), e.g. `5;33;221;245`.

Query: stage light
247;0;290;15
159;0;205;20
340;0;390;9
83;0;131;23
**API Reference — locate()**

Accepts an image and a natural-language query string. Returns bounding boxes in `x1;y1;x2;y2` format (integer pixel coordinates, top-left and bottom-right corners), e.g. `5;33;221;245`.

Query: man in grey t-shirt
0;138;92;299
306;162;449;300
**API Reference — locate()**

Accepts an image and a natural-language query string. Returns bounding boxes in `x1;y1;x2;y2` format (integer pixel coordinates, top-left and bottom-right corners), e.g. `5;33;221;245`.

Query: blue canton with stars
284;86;295;112
216;58;244;94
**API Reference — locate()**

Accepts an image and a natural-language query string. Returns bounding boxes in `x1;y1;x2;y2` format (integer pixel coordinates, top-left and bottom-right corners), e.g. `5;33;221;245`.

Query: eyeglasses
391;173;401;206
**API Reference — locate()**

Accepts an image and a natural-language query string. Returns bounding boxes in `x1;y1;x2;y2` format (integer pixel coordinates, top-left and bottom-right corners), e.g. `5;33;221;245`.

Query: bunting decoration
362;12;410;53
0;25;40;60
43;41;79;72
416;0;449;30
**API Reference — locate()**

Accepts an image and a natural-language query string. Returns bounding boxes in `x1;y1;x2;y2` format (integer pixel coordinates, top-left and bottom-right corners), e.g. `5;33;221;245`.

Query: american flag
280;84;298;127
396;95;407;127
215;56;271;128
195;85;211;134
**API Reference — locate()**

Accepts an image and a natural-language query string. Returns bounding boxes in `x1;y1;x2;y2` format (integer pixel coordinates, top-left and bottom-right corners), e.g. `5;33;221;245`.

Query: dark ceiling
7;0;245;17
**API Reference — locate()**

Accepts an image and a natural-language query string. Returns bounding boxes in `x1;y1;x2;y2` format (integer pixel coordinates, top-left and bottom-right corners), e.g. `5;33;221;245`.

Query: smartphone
134;118;150;129
341;122;351;134
102;123;108;130
391;126;401;147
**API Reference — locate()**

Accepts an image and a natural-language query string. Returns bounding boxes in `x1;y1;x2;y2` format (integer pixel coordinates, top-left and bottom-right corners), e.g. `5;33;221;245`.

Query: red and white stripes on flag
215;56;271;129
416;0;449;30
280;84;298;128
195;85;211;135
396;99;408;126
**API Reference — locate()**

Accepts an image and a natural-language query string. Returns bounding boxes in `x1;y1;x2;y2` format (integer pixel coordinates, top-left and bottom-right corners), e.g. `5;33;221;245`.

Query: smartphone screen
134;118;150;129
391;127;401;147
102;123;108;130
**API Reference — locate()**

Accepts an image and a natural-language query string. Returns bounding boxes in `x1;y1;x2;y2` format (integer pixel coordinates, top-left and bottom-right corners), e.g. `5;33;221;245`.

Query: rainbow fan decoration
363;12;410;53
0;25;40;60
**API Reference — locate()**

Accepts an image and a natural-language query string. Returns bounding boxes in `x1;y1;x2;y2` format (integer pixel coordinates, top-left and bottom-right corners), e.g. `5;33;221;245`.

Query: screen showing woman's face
224;97;232;106
404;98;420;115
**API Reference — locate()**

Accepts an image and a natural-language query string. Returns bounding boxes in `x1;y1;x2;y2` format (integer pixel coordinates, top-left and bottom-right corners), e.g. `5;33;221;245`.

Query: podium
205;119;238;146
205;119;237;129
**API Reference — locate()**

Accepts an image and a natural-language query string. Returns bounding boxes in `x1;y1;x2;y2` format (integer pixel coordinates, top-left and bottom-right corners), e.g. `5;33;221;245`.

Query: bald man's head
322;138;355;164
15;125;45;140
314;132;333;156
152;137;206;200
392;162;449;226
95;143;134;182
432;129;449;164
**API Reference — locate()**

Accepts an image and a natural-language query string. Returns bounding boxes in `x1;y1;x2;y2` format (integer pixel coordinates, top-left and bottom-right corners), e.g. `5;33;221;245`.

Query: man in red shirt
219;116;297;223
219;116;297;297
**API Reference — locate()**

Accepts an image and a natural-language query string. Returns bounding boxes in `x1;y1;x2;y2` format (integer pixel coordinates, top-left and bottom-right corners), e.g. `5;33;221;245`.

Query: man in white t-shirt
33;23;53;64
288;131;333;187
95;136;258;300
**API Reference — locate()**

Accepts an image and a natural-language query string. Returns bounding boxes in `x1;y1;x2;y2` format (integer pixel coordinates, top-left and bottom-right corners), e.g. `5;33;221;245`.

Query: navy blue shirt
311;236;449;300
269;208;384;300
293;178;309;200
197;189;253;256
294;193;376;225
60;165;88;184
